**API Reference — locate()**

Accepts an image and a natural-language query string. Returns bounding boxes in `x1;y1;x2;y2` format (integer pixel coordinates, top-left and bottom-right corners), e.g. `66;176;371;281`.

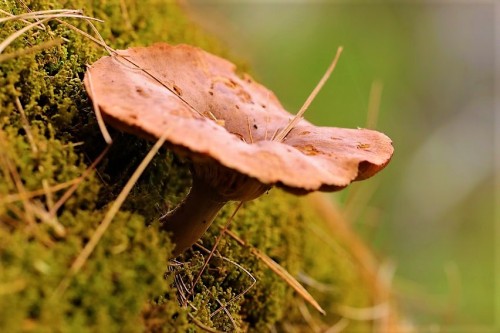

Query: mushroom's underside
84;43;394;256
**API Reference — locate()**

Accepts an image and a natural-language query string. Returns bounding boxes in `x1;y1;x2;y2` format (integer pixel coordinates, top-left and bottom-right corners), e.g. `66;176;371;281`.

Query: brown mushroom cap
84;43;393;194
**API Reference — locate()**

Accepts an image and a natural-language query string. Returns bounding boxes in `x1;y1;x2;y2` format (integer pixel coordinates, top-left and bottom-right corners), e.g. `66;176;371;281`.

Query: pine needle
274;46;343;142
324;318;350;333
49;144;111;216
0;178;79;204
84;67;113;144
365;80;384;129
0;38;63;62
224;229;326;315
0;17;51;54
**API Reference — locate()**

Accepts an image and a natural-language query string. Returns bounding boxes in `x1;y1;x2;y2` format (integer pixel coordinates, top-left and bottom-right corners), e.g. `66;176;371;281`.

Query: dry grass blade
0;9;81;23
0;10;105;55
78;16;114;55
307;193;380;293
53;129;171;297
374;260;397;333
0;8;45;30
56;19;113;53
324;317;350;333
14;96;37;153
187;313;224;333
297;301;322;333
49;144;110;216
0;279;27;296
0;178;79;204
25;200;66;237
253;248;326;315
118;0;133;32
343;179;380;223
0;38;63;63
116;55;204;118
334;303;389;321
0;17;50;54
307;193;409;332
0;13;102;23
274;46;343;142
366;80;384;129
0;129;36;227
224;229;326;315
42;180;55;211
297;272;336;293
84;67;113;144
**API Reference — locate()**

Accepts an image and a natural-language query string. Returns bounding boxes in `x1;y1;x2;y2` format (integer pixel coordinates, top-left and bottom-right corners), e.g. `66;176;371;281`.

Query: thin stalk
274;46;343;142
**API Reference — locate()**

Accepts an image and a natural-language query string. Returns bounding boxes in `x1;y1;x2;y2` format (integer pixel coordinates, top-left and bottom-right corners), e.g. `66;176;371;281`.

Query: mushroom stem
160;178;227;257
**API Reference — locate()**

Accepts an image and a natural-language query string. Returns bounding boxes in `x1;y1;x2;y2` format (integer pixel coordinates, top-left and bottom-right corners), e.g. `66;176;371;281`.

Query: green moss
0;0;373;332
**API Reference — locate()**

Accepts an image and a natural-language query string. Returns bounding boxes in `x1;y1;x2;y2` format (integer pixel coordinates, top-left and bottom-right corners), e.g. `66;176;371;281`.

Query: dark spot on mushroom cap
136;87;148;97
173;84;182;96
226;79;237;88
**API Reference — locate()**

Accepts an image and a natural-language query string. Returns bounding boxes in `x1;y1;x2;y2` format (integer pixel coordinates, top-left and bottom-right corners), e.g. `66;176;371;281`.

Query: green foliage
1;0;373;332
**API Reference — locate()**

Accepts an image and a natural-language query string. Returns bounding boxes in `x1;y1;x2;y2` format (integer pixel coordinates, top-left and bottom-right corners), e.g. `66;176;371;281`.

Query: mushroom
83;43;393;257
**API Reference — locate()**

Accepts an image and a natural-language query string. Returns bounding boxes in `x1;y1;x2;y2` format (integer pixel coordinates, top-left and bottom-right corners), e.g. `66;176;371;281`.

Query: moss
0;0;373;332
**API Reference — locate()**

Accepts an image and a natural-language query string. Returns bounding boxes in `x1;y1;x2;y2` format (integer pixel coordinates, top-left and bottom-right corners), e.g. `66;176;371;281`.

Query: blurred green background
186;1;497;331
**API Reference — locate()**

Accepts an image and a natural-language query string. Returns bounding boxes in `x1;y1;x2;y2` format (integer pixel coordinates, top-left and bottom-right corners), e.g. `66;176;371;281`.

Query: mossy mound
0;0;372;331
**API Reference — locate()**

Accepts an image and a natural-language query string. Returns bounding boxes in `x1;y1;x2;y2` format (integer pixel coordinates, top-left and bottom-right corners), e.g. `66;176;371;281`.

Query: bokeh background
186;1;497;331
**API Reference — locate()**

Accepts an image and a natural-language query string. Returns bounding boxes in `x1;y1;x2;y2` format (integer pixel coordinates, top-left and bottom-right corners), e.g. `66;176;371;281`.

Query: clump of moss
1;0;375;332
